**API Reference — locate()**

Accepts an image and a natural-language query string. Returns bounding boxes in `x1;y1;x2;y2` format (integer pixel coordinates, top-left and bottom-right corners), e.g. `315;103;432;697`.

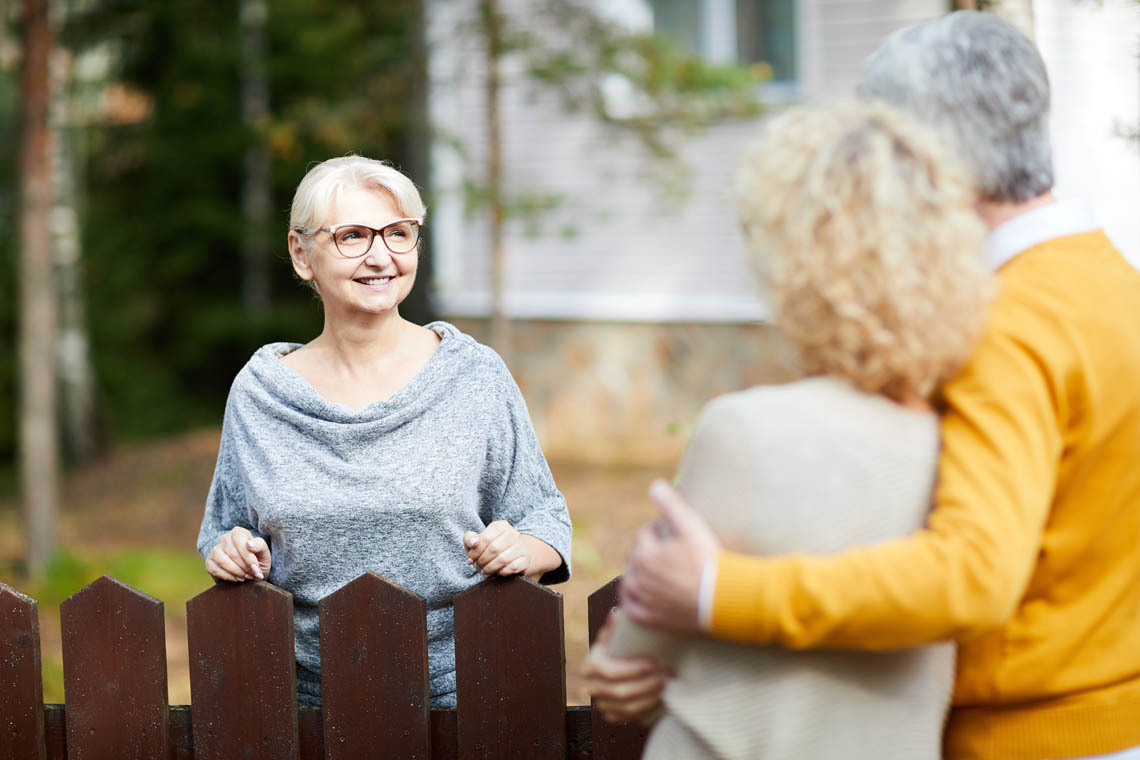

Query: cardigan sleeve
708;314;1064;649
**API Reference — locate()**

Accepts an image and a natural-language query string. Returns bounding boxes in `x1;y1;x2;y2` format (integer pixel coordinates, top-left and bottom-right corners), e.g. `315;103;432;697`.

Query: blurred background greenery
0;0;429;468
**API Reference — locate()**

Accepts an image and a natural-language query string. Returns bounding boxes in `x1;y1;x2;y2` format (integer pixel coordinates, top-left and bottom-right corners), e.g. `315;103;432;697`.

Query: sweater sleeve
709;316;1064;648
479;354;572;585
196;390;267;558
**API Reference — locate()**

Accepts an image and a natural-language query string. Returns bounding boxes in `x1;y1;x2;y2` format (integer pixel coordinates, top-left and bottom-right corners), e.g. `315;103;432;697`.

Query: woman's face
291;186;419;318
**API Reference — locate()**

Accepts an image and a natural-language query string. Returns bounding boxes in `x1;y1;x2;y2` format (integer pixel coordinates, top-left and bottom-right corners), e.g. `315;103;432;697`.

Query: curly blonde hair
737;100;991;401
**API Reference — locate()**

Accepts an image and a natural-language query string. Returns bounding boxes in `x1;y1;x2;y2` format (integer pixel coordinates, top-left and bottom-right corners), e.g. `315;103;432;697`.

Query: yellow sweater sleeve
710;312;1065;648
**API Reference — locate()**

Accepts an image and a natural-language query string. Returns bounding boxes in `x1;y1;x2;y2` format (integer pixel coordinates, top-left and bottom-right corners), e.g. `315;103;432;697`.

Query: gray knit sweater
196;321;572;707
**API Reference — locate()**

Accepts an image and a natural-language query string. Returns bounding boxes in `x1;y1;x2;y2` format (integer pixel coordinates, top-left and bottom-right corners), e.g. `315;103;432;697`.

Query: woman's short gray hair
857;11;1052;202
289;155;427;239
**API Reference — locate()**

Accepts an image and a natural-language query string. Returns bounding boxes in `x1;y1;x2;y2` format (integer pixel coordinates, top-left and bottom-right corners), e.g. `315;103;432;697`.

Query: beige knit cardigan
610;377;954;760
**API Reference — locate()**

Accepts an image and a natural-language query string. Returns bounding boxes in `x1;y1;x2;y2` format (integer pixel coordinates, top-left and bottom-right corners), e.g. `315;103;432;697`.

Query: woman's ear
288;230;314;282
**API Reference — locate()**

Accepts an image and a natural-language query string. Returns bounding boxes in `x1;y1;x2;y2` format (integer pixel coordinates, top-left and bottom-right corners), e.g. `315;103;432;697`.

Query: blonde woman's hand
464;520;531;577
205;526;272;582
583;613;668;724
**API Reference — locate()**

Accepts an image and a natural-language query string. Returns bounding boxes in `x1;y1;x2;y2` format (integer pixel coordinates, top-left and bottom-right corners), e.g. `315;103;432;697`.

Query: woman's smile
354;275;394;289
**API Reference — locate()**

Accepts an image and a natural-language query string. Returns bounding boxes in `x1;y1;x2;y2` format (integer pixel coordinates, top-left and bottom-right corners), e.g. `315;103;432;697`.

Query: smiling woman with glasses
196;155;572;710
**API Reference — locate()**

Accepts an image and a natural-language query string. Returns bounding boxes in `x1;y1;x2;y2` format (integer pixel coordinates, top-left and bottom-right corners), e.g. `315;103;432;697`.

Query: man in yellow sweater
588;12;1140;760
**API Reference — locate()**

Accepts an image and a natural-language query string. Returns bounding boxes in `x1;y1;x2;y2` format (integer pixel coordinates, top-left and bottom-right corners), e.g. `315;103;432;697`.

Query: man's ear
288;230;314;282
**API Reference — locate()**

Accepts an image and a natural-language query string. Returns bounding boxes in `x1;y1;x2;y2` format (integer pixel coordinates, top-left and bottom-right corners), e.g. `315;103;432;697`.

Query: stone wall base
449;318;798;467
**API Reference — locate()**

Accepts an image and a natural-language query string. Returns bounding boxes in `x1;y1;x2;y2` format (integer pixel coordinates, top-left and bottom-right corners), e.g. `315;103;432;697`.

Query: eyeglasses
308;219;423;257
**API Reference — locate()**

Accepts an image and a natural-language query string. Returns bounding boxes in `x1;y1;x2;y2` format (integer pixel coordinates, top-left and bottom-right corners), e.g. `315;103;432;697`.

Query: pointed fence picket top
587;576;650;760
187;580;299;760
0;583;46;760
60;575;169;760
319;571;430;759
453;575;566;759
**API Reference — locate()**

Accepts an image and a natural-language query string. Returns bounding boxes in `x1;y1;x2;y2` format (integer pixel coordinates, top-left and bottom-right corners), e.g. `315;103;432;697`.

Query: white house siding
799;0;950;96
1034;0;1140;267
427;0;947;324
426;0;946;462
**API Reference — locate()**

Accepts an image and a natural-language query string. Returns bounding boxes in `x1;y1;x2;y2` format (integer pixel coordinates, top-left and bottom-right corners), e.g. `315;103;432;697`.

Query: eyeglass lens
333;221;419;256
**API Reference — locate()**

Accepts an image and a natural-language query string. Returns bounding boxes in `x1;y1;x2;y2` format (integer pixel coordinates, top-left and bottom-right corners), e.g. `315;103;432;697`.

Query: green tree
61;0;426;440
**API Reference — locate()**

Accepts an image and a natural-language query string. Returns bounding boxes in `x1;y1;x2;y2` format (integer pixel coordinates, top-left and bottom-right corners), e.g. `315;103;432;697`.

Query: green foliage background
0;0;430;472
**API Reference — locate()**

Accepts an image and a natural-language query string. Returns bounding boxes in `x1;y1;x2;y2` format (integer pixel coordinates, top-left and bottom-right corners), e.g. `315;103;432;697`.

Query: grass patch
29;547;209;617
6;547;209;705
40;653;66;704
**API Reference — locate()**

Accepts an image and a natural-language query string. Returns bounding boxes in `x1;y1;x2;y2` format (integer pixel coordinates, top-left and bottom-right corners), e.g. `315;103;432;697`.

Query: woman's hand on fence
583;613;668;724
205;526;272;582
464;521;530;577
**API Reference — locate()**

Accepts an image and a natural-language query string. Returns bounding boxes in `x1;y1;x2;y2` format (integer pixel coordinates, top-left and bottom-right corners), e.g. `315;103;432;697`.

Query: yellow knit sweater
710;230;1140;759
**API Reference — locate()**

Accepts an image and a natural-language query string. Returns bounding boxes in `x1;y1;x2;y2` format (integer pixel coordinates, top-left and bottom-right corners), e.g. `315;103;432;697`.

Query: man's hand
620;480;721;632
583;613;669;724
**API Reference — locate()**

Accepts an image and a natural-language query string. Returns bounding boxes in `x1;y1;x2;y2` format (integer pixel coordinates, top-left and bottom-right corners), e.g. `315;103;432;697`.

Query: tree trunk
480;0;509;360
240;0;271;315
20;0;59;580
51;33;102;466
401;0;434;326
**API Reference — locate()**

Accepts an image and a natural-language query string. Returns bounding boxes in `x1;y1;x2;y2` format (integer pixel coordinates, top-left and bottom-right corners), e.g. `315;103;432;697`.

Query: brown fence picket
587;576;650;760
187;580;299;760
319;572;430;759
0;583;45;760
454;575;566;759
60;576;169;759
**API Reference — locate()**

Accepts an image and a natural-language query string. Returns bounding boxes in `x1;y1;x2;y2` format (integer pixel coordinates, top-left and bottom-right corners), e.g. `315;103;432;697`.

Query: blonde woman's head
737;100;990;402
287;155;426;295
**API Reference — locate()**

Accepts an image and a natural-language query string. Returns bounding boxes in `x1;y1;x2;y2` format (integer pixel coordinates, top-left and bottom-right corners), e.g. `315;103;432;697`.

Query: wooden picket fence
0;573;650;759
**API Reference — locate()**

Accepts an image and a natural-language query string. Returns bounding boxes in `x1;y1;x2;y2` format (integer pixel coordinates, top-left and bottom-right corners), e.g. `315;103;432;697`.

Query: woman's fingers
246;537;271;579
204;556;238;582
205;527;272;583
469;521;511;562
595;689;665;724
466;521;523;571
482;544;527;576
206;548;245;581
582;645;668;724
218;529;254;574
502;555;530;576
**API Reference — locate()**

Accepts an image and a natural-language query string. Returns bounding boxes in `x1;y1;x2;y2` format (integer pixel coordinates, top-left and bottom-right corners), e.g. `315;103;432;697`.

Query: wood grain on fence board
168;706;193;760
298;707;323;759
319;572;431;758
454;575;567;759
42;705;615;759
587;576;650;760
0;583;46;760
60;576;170;760
43;705;65;760
430;709;458;758
187;580;299;760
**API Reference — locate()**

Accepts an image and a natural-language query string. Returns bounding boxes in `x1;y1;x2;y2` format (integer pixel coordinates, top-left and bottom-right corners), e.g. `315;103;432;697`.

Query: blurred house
427;0;1140;465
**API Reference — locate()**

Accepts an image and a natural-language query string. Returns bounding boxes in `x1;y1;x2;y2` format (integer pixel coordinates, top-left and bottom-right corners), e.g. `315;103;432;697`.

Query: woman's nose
363;243;392;267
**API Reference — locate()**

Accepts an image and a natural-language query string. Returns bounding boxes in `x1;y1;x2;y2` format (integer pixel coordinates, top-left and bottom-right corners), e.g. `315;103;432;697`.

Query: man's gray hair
857;11;1053;202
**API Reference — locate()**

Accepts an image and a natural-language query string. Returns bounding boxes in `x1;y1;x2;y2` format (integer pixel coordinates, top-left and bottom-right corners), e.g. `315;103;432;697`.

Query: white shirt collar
986;199;1099;271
